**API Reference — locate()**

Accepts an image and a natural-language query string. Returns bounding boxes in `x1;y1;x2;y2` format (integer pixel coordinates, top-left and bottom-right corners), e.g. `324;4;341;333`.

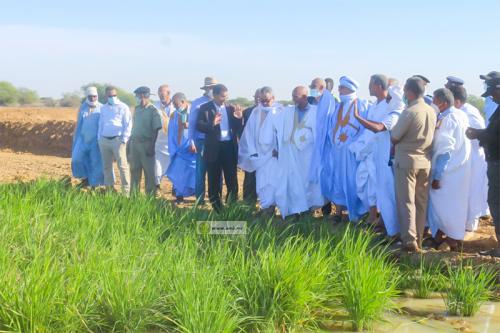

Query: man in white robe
154;84;173;188
351;76;403;236
450;85;490;231
274;86;323;218
238;87;282;214
327;76;370;222
428;88;472;248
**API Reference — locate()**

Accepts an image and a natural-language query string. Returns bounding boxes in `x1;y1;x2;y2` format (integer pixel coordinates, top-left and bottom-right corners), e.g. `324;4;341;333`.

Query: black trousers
206;141;239;210
243;171;257;204
487;161;500;237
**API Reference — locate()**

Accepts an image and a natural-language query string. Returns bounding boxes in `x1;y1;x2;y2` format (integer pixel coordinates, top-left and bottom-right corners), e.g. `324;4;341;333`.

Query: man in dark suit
196;84;243;210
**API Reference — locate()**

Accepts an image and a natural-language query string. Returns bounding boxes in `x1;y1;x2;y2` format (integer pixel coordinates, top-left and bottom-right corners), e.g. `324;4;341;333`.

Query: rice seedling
404;256;445;298
443;262;496;316
335;226;400;331
0;179;438;332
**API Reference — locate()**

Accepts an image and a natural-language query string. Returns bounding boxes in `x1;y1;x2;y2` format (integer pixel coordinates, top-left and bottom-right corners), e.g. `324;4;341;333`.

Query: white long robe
349;100;386;210
460;103;490;230
238;105;282;209
428;108;472;240
349;99;401;235
274;105;323;217
154;102;172;185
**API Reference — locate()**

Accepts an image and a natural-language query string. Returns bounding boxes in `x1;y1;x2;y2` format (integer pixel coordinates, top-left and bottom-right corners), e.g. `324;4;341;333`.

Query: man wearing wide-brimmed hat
187;77;218;204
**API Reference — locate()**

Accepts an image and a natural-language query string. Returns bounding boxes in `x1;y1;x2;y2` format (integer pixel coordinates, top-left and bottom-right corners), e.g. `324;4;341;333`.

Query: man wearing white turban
71;86;104;187
326;76;370;222
352;79;404;237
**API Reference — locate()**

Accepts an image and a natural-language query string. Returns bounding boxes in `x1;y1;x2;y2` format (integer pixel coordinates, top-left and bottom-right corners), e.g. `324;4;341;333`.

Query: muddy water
378;298;500;332
321;298;500;332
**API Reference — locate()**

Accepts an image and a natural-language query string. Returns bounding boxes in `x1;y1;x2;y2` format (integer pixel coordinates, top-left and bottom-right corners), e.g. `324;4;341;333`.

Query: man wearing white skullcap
71;86;104;187
325;76;370;223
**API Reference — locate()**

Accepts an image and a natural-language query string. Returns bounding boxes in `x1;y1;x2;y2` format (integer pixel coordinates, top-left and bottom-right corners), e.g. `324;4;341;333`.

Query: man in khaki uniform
391;77;437;252
129;86;163;196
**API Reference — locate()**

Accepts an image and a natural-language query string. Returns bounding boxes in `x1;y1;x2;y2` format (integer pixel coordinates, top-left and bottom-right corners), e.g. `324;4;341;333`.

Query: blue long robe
327;97;370;221
71;102;104;186
308;90;338;200
166;109;196;197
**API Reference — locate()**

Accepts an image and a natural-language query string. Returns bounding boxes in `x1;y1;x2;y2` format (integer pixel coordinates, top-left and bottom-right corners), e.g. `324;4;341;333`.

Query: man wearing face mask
238;87;282;215
307;78;337;217
154;84;173;189
72;86;104;188
128;86;163;196
188;77;218;204
480;71;500;126
166;92;196;204
391;77;436;252
467;71;500;257
273;86;324;219
327;76;370;223
98;86;132;195
427;88;471;251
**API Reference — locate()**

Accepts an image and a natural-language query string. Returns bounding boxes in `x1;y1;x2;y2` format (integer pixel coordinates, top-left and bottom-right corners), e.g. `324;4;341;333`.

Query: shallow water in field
321;298;500;332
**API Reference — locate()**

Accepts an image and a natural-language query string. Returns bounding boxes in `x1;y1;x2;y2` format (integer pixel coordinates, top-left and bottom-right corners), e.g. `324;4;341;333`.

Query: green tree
228;97;253;108
59;92;83;108
0;81;19;106
81;83;135;107
467;95;485;117
17;87;39;105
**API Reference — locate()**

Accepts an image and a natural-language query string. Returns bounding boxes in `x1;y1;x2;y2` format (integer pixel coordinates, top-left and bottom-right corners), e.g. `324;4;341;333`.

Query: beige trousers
98;137;130;195
395;167;430;247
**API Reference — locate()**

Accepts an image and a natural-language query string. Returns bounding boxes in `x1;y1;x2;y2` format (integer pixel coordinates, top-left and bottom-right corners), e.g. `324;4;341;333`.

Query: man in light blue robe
71;86;104;187
307;78;337;216
166;92;196;203
328;76;370;222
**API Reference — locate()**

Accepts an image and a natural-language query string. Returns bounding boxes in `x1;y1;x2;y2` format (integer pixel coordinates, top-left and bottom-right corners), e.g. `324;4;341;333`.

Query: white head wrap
339;76;359;92
86;86;98;97
388;85;405;113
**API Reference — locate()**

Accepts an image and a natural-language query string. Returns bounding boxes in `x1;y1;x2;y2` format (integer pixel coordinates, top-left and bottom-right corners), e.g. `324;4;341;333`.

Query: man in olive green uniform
391;77;437;252
129;86;163;196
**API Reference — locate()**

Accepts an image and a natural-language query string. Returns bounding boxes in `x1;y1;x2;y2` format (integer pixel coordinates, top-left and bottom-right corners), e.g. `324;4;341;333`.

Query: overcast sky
0;0;499;101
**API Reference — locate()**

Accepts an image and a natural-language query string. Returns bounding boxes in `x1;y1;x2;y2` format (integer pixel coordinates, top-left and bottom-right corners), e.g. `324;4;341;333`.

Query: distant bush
17;88;39;105
41;97;57;107
0;81;19;106
81;83;135;107
59;92;83;108
228;97;253;108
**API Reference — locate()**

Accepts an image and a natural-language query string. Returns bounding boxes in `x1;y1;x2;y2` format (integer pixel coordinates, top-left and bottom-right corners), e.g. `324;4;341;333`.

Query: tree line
0;80;487;115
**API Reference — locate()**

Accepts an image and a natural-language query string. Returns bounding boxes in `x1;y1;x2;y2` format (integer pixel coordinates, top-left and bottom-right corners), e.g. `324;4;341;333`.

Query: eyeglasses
88;95;97;98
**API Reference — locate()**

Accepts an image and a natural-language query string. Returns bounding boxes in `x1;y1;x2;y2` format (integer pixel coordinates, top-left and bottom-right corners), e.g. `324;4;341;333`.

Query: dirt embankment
0;107;76;157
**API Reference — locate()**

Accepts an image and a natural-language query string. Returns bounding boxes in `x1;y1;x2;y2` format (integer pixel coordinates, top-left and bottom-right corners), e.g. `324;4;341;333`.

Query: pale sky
0;0;499;101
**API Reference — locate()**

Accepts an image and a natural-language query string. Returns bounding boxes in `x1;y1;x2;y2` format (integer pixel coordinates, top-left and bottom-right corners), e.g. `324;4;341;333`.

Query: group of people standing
71;72;500;255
